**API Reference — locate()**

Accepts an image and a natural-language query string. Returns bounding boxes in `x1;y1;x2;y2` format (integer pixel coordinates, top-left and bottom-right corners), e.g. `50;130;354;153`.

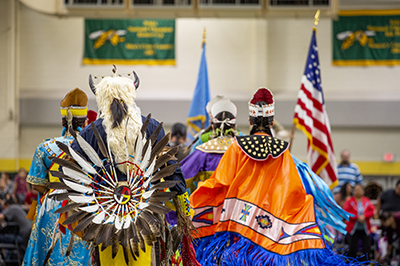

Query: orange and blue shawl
190;134;352;266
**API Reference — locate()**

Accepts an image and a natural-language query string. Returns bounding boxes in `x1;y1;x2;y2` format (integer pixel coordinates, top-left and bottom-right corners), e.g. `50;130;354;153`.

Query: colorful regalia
188;95;228;153
182;136;233;195
48;67;198;266
24;88;91;266
190;88;351;266
182;99;238;195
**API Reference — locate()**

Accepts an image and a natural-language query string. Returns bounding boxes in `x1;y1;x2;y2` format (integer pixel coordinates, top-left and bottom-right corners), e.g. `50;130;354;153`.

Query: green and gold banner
333;10;400;66
83;19;175;65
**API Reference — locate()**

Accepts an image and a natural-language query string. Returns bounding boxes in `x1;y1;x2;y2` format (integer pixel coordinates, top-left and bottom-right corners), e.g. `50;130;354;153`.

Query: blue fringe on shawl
194;232;364;266
291;155;352;238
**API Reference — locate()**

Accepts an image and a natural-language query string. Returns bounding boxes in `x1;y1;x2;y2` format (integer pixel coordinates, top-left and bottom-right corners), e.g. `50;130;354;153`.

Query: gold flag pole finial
314;9;320;27
202;28;206;47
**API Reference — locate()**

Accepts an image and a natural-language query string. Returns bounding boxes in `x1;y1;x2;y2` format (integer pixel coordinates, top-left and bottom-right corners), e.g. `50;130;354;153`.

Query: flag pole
289;9;320;152
201;27;206;129
202;27;206;47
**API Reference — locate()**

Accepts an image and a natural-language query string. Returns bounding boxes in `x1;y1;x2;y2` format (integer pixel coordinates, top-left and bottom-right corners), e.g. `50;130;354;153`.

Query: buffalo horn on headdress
133;71;140;89
89;74;96;95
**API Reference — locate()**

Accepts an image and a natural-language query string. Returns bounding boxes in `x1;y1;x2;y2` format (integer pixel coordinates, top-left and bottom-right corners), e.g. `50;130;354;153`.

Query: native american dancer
181;99;238;196
190;88;352;266
188;95;229;153
23;88;91;266
45;66;198;266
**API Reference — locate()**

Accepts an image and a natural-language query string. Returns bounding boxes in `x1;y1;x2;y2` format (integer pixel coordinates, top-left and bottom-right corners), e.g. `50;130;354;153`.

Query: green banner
333;10;400;66
83;19;175;65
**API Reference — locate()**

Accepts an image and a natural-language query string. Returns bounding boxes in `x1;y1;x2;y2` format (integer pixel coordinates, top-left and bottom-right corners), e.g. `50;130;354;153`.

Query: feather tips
62;210;89;225
150;132;171;163
49;156;84;174
151;164;179;183
73;213;95;233
91;122;110;162
76;134;104;168
140;113;151;136
45;182;69;190
54;202;84;214
154;153;176;172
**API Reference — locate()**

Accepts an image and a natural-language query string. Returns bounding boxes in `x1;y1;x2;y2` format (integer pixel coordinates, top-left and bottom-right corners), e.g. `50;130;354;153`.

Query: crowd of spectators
0;169;36;262
333;149;400;265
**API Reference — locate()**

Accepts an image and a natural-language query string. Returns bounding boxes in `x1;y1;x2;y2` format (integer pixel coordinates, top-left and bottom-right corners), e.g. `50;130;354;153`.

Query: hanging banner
83;19;175;66
333;10;400;66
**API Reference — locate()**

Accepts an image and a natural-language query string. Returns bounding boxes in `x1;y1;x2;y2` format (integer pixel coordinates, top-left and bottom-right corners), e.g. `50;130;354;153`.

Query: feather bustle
123;246;130;265
150;132;171;163
146;203;172;215
149;191;177;202
91;122;110;162
62;211;90;225
130;240;139;258
96;224;113;246
42;230;61;266
136;226;146;253
83;224;103;241
142;122;163;158
141;113;151;136
73;213;96;233
45;182;69;190
150;180;181;191
166;145;179;157
56;141;72;158
49;156;84;174
54;202;84;214
48;192;79;201
65;234;74;257
151;164;180;183
111;235;120;259
76;134;104;167
154;153;176;171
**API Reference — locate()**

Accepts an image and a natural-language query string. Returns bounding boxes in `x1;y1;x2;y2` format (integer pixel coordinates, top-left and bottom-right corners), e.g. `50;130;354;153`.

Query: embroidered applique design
193;208;214;225
240;203;252;222
256;214;272;229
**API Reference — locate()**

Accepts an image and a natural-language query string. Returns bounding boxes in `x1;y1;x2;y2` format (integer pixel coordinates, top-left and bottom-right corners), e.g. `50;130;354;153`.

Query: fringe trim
194;232;368;266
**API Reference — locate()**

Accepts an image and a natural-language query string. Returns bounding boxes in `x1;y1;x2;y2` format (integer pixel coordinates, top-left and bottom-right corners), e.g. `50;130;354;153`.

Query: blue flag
187;43;211;141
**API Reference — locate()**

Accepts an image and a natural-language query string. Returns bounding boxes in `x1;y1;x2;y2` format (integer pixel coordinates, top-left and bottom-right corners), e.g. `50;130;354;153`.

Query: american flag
293;29;338;189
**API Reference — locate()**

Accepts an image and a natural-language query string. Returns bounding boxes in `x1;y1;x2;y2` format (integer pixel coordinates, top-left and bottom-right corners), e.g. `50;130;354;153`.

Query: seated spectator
23;188;38;212
0;194;32;250
344;184;375;261
377;179;400;214
12;168;30;204
0;173;14;197
379;211;400;264
364;181;383;201
334;182;353;208
169;123;189;162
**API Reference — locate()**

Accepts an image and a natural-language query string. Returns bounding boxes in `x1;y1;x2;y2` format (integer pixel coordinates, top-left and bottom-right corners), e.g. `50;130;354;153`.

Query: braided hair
213;111;236;137
62;117;86;131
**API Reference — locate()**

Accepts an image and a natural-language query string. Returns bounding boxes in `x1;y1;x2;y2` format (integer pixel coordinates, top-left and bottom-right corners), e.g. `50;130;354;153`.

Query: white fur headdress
90;67;142;173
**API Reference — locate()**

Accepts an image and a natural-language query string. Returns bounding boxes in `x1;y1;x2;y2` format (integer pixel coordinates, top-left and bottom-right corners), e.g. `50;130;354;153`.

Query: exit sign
383;153;395;162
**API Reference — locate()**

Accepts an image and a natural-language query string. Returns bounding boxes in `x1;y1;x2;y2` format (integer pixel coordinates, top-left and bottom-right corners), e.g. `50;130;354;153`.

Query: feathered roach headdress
89;65;143;174
45;114;183;265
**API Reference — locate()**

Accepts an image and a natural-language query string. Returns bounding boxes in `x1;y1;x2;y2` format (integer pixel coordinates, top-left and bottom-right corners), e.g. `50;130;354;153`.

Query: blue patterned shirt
333;162;363;194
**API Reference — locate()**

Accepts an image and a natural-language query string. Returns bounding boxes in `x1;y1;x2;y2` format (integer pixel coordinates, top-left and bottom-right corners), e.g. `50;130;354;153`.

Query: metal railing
64;0;124;6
